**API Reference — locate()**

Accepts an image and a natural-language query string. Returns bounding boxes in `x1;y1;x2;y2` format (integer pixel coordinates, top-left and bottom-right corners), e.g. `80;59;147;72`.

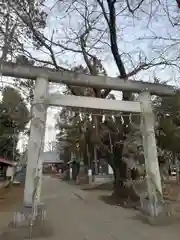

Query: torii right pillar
139;91;163;217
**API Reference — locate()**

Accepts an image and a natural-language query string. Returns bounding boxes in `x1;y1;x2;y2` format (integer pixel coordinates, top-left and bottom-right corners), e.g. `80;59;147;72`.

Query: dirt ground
0;178;180;211
1;176;180;239
80;179;180;213
81;179;180;198
0;185;24;211
0;184;24;233
43;176;180;240
163;180;180;200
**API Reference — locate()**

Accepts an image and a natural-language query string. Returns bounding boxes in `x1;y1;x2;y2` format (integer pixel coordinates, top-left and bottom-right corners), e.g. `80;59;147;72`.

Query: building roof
42;151;63;164
0;157;16;166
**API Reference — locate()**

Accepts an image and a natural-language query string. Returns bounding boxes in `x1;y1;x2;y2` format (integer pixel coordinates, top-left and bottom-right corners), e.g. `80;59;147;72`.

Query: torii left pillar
7;77;51;239
24;76;49;206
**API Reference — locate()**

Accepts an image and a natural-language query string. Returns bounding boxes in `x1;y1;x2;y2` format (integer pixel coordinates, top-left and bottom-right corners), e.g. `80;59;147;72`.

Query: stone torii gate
0;62;175;218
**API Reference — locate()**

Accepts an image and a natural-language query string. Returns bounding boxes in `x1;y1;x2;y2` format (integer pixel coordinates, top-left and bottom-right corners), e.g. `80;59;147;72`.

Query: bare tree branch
125;0;145;15
98;0;127;78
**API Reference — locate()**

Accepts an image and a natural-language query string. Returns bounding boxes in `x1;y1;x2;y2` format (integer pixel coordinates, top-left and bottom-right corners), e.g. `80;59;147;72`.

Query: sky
42;0;180;81
2;0;180;152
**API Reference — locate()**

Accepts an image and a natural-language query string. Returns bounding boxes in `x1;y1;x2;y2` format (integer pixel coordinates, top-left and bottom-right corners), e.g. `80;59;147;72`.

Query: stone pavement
40;176;180;240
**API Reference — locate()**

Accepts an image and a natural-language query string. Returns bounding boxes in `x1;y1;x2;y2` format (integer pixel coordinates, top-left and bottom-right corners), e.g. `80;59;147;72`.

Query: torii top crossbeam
0;61;175;96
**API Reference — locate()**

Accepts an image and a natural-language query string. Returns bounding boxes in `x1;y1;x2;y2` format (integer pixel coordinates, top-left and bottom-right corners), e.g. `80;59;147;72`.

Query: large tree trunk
111;155;140;205
72;161;80;181
113;159;126;196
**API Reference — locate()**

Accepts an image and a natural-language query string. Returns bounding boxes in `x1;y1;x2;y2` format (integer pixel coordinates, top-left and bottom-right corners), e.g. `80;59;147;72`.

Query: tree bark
72;161;80;181
111;154;140;204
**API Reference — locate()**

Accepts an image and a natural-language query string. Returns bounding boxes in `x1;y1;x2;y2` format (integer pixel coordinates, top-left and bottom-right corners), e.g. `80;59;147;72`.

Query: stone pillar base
140;199;166;217
0;203;53;239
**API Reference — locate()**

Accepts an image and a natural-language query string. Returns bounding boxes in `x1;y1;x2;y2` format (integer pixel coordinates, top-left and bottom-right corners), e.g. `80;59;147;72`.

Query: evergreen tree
0;86;29;160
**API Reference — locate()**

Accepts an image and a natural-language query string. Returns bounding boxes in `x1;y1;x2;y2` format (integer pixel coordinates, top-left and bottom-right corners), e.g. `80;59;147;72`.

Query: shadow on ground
81;182;113;191
98;194;120;206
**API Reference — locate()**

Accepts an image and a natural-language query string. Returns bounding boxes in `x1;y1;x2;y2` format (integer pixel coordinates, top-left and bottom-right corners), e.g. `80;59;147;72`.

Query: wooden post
139;91;163;217
69;167;73;180
88;169;93;184
24;76;49;206
94;147;98;175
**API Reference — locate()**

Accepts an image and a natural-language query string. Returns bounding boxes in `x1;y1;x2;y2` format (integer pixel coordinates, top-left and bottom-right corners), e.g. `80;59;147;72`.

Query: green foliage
2;86;29;130
56;62;109;163
57;90;180;171
156;91;180;154
14;55;35;102
0;87;29;160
